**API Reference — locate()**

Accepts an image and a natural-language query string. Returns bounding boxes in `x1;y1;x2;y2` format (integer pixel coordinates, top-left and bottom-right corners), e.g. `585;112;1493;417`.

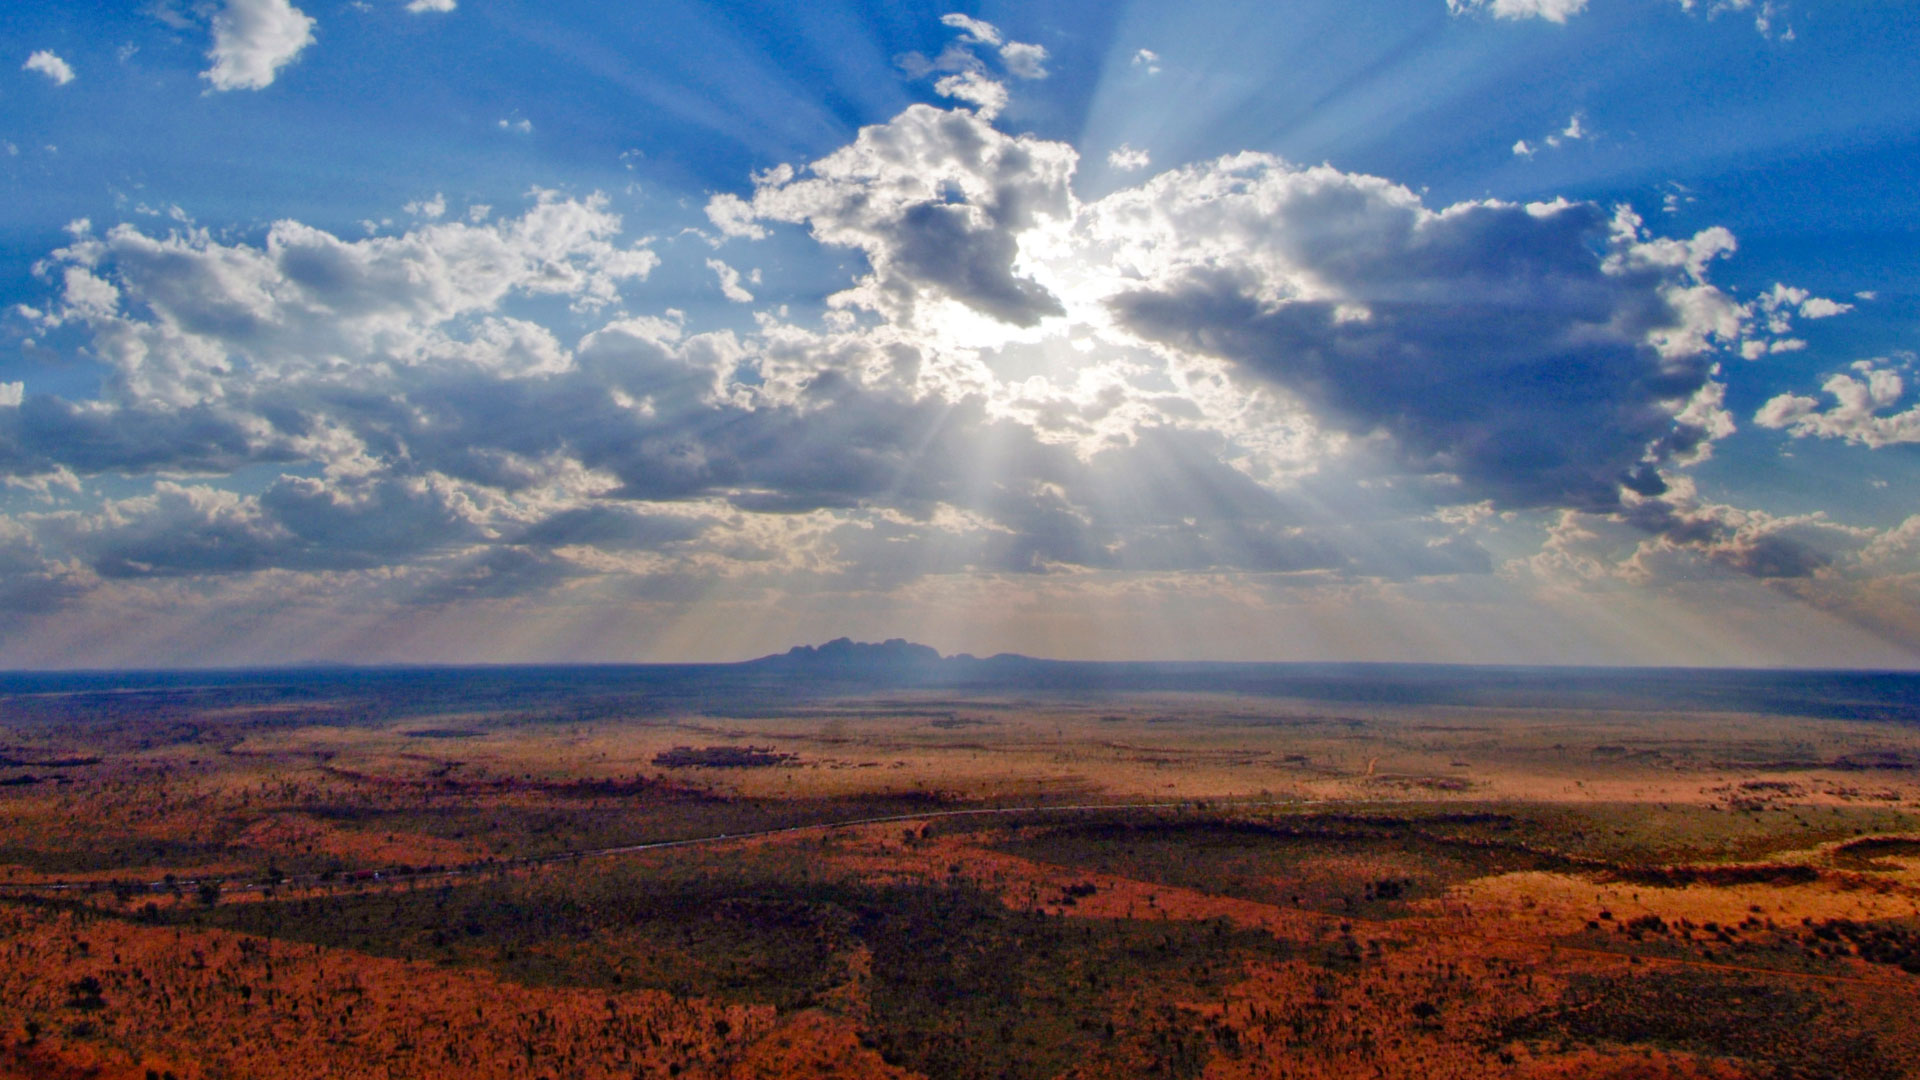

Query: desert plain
2;659;1918;1080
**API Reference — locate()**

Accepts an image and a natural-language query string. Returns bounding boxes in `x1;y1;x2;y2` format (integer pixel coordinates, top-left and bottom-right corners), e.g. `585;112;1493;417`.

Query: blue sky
1;0;1917;667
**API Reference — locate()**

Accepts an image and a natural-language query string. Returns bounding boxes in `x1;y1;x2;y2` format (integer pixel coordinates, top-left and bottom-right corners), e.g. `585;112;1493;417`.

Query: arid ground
3;665;1918;1079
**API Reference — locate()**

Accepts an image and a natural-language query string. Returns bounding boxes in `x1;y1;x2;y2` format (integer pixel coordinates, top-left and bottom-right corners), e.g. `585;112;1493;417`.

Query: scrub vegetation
3;667;1919;1079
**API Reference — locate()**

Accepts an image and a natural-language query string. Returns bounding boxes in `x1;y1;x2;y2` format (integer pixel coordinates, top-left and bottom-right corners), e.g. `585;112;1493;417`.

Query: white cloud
905;16;1044;105
203;0;316;91
1131;49;1161;75
999;41;1049;80
1515;113;1590;158
4;86;1878;655
939;13;1002;46
1453;0;1791;36
706;258;755;304
405;0;455;12
27;190;656;407
933;70;1008;119
0;383;22;408
1756;358;1920;448
1107;144;1151;171
499;117;533;134
23;50;75;86
1675;0;1791;39
404;192;447;220
705;193;767;241
1446;0;1590;23
718;103;1074;327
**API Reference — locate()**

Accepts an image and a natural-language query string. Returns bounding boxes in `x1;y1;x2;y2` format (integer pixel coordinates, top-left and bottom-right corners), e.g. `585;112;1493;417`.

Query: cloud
706;258;755;303
21;190;655;416
1447;0;1590;23
1451;0;1791;36
902;15;1048;110
1676;0;1791;39
1092;156;1744;510
203;0;316;91
1618;481;1836;580
403;192;447;219
934;70;1008;119
716;104;1074;327
998;42;1049;80
1108;144;1151;171
499;117;533;134
938;13;1002;47
512;506;706;550
705;193;766;241
1755;357;1920;448
23;51;75;86
1131;49;1161;75
0;519;88;616
405;0;455;12
72;475;483;579
4;87;1866;652
1515;114;1589;157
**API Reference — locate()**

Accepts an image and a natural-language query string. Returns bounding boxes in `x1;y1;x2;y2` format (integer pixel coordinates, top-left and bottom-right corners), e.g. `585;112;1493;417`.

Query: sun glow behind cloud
0;4;1916;668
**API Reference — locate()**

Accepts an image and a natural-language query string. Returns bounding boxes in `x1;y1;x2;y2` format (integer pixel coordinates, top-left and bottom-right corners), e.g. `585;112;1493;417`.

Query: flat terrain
2;664;1919;1079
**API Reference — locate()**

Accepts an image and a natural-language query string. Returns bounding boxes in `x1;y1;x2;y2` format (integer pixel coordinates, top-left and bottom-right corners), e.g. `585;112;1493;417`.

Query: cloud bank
0;15;1903;663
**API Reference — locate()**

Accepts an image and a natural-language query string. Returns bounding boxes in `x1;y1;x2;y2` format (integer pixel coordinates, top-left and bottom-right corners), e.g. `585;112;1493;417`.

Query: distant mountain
745;637;949;672
737;638;1070;688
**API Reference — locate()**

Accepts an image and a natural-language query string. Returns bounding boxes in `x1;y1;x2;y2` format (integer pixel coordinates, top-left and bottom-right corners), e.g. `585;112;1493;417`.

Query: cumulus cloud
4;80;1872;651
938;13;1002;47
1756;357;1920;448
900;15;1048;113
998;41;1049;80
23;51;75;85
1618;479;1839;580
1676;0;1791;39
1131;49;1161;75
1108;144;1151;171
69;476;483;579
1447;0;1591;23
203;0;315;91
1452;0;1791;36
706;258;755;303
1093;155;1742;510
1514;114;1589;157
934;70;1008;118
715;104;1074;327
19;190;655;414
405;0;455;12
403;192;447;219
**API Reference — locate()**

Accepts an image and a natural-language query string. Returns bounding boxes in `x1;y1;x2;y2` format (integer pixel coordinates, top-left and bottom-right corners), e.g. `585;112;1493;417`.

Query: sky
1;0;1918;669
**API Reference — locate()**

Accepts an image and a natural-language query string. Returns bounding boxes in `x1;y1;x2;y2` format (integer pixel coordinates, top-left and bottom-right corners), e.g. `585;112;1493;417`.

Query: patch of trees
1801;918;1920;974
651;746;795;769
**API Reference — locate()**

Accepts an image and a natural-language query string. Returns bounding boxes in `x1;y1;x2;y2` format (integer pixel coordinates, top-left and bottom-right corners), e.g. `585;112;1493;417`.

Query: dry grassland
2;676;1918;1078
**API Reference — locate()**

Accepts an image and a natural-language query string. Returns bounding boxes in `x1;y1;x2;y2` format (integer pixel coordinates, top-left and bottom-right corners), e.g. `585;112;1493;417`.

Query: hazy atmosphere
3;0;1918;668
